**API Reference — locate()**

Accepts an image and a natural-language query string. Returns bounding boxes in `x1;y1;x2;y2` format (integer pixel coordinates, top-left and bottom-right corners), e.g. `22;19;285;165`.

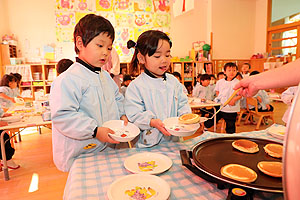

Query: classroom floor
0;101;286;200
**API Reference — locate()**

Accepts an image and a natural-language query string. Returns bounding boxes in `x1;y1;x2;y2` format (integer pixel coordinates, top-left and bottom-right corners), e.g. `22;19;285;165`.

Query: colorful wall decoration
55;0;171;62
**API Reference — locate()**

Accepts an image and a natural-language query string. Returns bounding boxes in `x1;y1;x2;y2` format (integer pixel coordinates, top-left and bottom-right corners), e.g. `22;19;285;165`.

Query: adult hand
95;127;120;144
120;115;128;126
150;119;171;136
234;78;260;97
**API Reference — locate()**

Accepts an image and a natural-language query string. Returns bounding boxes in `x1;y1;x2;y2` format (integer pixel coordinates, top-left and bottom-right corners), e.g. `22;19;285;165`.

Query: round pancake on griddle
263;144;283;158
232;139;259;153
257;161;282;177
221;164;257;183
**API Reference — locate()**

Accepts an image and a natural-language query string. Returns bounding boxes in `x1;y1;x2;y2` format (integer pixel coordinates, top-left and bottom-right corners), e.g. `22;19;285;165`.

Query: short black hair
0;74;17;87
127;30;172;75
123;74;132;82
217;72;224;77
172;71;181;80
243;63;251;69
200;74;211;82
224;62;238;71
57;59;74;74
250;70;260;76
74;14;115;54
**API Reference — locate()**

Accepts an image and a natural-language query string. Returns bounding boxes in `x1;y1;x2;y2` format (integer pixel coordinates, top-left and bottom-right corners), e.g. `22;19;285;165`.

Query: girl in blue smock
0;74;17;108
125;30;191;148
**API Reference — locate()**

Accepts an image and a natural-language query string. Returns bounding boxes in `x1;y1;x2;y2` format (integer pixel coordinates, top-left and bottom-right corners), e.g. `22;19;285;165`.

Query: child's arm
150;119;171;136
50;76;100;140
0;93;16;103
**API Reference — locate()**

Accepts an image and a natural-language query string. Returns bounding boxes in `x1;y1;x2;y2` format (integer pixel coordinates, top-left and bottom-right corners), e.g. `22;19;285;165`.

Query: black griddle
180;136;283;195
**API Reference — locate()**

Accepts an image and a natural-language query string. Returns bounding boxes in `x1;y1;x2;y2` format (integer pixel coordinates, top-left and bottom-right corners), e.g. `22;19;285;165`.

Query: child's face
224;67;237;81
201;79;210;87
76;32;113;68
218;74;224;80
241;64;250;73
9;81;17;89
140;39;171;77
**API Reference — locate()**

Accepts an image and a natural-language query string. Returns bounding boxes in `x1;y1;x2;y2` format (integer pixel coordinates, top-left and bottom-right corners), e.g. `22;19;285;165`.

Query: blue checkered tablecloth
64;124;284;200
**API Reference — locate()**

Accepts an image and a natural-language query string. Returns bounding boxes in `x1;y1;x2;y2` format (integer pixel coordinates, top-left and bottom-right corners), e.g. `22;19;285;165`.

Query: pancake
257;161;282;177
232;139;259;153
263;144;283;158
178;113;200;124
220;164;257;183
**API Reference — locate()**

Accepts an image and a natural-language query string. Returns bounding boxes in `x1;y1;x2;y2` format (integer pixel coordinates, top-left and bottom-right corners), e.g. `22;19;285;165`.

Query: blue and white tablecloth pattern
64;124;284;200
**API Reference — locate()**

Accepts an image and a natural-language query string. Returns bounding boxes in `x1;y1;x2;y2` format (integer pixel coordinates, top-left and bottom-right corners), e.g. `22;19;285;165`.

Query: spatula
201;88;242;122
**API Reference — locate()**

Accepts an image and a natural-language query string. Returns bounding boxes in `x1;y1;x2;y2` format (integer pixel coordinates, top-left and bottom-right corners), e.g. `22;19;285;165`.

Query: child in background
120;74;132;97
125;30;191;148
249;71;274;112
217;72;225;80
204;62;242;133
10;73;22;98
0;107;20;169
192;74;213;100
0;74;17;108
241;63;251;78
236;72;243;80
173;71;188;95
50;14;127;172
281;86;298;124
56;58;74;75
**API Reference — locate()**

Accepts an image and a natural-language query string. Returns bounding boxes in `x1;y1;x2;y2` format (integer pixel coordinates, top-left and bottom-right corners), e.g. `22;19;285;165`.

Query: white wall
0;0;9;37
211;0;256;59
254;0;268;54
170;0;209;58
2;0;268;61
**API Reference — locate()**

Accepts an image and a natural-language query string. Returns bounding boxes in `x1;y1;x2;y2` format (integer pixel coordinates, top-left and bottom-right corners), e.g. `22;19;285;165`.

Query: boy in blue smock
50;14;128;172
204;62;242;133
125;30;191;148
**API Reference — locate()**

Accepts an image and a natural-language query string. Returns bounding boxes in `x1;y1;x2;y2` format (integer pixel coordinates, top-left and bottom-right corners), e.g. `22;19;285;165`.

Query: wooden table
0;115;51;181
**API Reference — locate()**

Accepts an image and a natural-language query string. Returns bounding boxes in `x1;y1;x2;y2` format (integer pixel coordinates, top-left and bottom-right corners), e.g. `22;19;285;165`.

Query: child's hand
10;97;16;103
257;96;262;103
3;113;12;117
95;127;120;144
120;115;128;126
0;121;8;127
228;99;236;106
150;119;171;136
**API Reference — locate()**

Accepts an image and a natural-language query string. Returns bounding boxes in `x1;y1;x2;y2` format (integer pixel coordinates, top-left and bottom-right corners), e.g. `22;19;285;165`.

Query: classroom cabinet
4;63;57;100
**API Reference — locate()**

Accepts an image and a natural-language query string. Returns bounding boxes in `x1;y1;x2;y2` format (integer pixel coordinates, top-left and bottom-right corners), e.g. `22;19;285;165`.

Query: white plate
107;174;170;200
102;120;140;142
268;126;286;140
0;115;21;123
163;117;200;137
124;152;172;175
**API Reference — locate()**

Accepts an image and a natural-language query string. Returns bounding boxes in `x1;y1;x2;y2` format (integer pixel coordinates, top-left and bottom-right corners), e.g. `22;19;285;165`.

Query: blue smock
125;73;191;148
50;62;125;172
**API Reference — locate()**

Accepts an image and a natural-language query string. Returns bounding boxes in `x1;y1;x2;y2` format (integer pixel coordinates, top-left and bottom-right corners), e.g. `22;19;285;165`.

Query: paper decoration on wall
55;0;171;62
153;0;170;13
96;0;113;11
134;0;152;12
172;0;194;17
114;0;134;12
56;0;75;10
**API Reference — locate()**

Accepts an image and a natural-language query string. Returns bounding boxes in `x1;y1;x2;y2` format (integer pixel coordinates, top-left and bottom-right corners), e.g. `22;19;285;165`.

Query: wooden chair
245;97;275;130
236;108;247;126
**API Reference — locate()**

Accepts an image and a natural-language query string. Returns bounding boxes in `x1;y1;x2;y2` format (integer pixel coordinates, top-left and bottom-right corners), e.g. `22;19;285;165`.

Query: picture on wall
55;0;171;62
